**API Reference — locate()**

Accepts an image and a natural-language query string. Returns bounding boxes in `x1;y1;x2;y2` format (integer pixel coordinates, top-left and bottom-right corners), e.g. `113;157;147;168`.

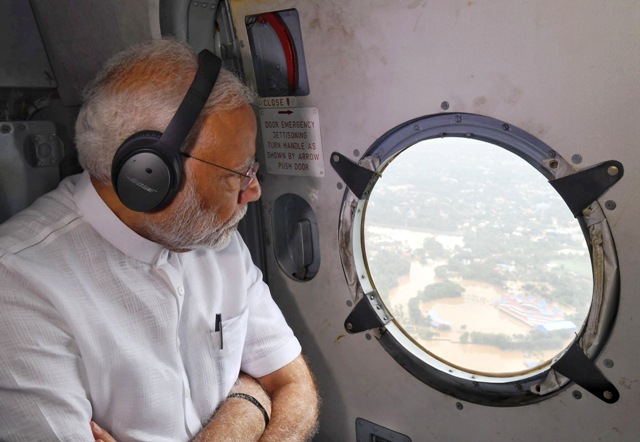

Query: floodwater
385;261;564;374
366;224;577;374
424;341;558;375
366;225;464;251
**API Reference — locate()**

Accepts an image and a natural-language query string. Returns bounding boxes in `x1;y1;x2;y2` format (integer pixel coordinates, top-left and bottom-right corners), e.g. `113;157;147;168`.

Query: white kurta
0;172;301;441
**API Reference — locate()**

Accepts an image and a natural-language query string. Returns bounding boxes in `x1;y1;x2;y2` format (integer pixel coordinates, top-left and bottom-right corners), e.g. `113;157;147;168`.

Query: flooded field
368;226;577;374
386;266;558;373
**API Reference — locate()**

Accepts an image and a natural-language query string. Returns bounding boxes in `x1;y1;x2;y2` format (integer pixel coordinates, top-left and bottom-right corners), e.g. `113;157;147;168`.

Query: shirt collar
73;171;165;265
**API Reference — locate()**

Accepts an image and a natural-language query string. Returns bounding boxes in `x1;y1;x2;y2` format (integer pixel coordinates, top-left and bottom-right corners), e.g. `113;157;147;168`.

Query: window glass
363;137;593;375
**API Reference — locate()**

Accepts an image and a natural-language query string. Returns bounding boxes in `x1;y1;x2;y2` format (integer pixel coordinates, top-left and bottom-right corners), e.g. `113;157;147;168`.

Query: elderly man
0;39;319;441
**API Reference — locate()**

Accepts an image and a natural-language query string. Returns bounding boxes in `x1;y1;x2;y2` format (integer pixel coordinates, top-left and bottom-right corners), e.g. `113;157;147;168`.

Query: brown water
385;262;567;374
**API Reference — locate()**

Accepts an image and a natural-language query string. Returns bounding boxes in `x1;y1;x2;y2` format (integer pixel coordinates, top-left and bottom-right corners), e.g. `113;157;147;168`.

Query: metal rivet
375;305;381;310
353;149;361;157
571;154;583;164
346;300;353;307
607;166;619;176
549;160;558;169
572;390;582;400
455;402;464;410
441;101;450;110
548;150;557;158
337;182;343;190
502;123;510;131
603;391;613;400
332;154;340;163
455;114;462;123
603;359;614;368
365;333;372;340
346;323;353;331
605;200;617;211
382;316;388;321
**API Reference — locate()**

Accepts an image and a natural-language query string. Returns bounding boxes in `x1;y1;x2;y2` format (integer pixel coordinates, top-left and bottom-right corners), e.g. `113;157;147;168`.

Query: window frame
336;113;621;406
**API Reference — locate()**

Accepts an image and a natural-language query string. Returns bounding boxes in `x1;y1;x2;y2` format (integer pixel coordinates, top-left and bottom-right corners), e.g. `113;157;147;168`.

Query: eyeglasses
180;152;260;191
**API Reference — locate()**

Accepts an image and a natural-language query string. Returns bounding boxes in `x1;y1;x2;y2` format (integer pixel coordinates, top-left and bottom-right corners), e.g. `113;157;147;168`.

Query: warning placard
256;97;298;108
259;107;324;177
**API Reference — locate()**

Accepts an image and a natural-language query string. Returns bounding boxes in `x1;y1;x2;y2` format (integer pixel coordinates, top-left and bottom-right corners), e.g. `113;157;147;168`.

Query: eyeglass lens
241;162;260;191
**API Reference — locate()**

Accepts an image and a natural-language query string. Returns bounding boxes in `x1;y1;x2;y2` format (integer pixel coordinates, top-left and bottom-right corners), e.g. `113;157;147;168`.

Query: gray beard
144;179;248;251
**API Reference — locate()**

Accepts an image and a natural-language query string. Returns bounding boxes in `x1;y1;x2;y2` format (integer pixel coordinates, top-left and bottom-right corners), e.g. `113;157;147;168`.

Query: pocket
206;308;249;399
207;309;248;356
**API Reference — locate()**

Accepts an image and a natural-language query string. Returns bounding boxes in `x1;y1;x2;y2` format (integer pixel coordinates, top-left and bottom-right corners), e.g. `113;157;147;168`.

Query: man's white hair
75;38;255;183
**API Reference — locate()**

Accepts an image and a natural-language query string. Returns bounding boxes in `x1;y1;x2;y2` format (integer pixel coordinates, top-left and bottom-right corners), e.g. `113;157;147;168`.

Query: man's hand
91;421;117;442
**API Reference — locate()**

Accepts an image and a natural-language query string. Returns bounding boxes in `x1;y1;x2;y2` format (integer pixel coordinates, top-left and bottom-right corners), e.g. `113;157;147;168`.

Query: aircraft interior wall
229;1;640;440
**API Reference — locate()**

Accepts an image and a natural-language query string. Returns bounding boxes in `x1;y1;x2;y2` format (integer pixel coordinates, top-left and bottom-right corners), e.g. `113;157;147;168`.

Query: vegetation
367;248;411;297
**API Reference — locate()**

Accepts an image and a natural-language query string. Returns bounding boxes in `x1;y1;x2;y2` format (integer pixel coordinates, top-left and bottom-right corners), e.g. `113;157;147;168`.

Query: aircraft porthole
334;113;622;406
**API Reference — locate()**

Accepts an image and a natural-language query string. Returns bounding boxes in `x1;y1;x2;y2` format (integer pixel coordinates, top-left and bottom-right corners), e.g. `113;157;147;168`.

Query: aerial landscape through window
364;138;593;375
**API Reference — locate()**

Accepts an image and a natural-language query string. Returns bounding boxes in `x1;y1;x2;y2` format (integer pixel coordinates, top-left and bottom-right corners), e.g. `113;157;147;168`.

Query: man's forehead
194;106;256;157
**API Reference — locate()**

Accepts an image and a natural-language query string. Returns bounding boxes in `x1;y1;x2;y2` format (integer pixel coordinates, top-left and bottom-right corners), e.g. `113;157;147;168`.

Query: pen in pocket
215;313;223;350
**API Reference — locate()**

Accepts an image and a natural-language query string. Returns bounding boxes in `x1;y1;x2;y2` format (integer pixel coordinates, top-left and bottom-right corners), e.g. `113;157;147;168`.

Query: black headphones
111;50;222;212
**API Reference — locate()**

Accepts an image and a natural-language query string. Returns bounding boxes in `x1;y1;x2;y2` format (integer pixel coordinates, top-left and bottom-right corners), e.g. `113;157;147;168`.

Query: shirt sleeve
0;266;94;441
238;244;302;378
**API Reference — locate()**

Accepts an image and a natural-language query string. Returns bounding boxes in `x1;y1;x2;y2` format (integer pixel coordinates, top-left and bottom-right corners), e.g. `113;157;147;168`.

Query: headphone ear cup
111;131;183;212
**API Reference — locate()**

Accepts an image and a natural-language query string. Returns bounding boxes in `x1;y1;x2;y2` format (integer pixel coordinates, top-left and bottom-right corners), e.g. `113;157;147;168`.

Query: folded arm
193;354;319;441
257;354;319;441
92;355;319;442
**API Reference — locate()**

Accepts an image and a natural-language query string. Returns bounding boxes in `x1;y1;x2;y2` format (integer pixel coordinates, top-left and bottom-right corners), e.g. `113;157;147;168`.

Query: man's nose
238;178;261;205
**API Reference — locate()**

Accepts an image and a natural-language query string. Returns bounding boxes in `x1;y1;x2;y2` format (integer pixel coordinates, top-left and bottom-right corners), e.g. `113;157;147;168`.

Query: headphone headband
160;50;222;150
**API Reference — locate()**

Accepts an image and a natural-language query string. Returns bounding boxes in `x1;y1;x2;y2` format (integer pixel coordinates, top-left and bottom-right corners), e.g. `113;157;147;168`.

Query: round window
334;113;621;406
364;137;591;377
